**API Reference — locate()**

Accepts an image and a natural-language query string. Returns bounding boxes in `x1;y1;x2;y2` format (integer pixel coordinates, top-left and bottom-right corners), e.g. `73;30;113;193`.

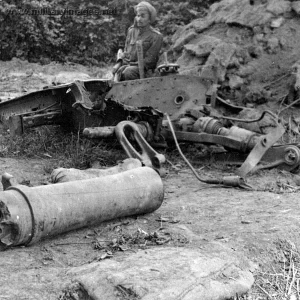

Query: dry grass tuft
252;239;300;300
0;125;126;170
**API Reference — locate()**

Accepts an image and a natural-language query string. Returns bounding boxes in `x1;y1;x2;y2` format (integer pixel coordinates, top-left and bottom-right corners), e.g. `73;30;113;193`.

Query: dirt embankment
172;0;300;107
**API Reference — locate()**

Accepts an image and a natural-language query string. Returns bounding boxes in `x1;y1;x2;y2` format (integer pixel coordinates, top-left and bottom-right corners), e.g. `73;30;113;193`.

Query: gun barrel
0;167;164;248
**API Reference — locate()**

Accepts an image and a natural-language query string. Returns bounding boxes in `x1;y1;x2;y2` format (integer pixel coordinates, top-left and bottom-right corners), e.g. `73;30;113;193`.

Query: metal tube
0;167;164;248
83;126;115;139
136;40;145;79
50;158;142;183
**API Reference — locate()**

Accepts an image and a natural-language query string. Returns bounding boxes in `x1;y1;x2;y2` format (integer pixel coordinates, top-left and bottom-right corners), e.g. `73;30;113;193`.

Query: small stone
270;17;284;28
267;37;279;54
228;74;244;89
292;2;300;15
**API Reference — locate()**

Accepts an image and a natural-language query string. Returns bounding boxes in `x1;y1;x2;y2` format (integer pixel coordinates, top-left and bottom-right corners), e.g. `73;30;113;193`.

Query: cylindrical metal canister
0;167;164;248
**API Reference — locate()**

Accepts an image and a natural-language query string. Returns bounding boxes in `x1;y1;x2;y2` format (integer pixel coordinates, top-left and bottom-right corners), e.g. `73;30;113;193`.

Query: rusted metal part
82;103;164;144
106;75;212;120
1;82;164;137
157;52;180;75
0;80;110;122
0;167;164;249
162;129;246;151
185;146;300;173
83;126;115;139
192;116;261;152
9;111;64;135
1;173;18;190
0;74;216;139
50;158;142;183
163;113;300;175
162;114;263;153
136;40;145;79
203;175;253;189
236;122;286;177
165;113;253;189
115;121;166;175
1;71;297;179
0;79;111;135
253;144;300;172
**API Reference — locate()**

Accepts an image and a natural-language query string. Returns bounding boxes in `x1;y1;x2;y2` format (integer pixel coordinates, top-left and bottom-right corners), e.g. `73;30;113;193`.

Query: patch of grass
252;239;300;300
0;126;127;170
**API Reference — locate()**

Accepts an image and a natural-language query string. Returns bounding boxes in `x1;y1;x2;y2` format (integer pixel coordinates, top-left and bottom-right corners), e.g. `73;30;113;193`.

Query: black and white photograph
1;0;300;299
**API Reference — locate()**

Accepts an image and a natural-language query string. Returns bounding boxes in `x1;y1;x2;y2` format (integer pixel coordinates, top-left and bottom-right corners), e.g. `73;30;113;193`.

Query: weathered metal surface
50;158;142;183
0;167;164;248
136;40;145;79
255;144;300;172
115;121;166;174
0;88;61;122
163;116;300;174
83;126;115;138
162;129;245;151
106;75;212;120
0;79;111;130
236;122;286;177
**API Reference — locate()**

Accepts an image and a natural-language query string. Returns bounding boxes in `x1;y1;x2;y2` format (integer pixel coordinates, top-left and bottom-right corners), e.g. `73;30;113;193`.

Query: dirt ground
1;156;300;299
1;59;300;299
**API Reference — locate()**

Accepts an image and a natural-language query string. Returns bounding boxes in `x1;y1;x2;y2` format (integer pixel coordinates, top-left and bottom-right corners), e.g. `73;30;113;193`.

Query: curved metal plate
106;75;212;120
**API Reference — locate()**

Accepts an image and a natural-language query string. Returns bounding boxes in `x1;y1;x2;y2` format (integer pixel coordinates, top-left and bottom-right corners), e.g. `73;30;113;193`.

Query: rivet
129;96;132;99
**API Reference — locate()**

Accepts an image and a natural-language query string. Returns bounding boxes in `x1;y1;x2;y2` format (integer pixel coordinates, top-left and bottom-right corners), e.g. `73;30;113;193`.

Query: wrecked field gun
1;66;300;249
0;65;299;178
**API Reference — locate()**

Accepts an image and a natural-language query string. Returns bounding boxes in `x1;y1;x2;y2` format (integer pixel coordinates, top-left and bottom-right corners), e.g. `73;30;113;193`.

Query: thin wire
165;113;253;189
165;113;212;183
218;110;278;123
